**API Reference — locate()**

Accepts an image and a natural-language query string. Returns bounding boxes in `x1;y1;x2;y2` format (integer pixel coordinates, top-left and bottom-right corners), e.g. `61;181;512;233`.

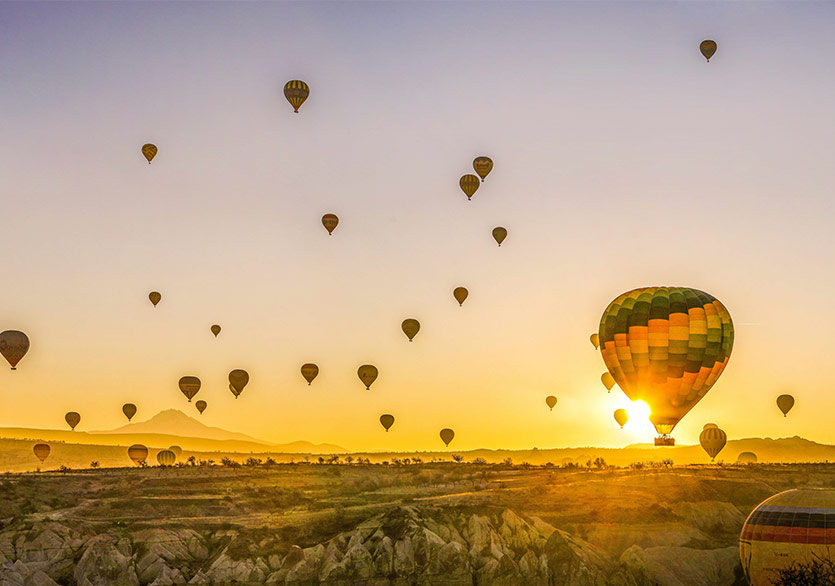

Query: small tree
187;455;197;466
345;455;354;464
451;454;464;463
90;461;100;469
773;555;835;585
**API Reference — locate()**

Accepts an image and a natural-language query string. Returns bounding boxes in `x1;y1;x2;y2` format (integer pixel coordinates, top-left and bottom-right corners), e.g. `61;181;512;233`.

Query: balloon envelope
128;444;149;465
699;426;727;460
589;333;599;350
401;319;420;341
700;40;717;61
473;157;493;181
168;445;183;457
738;451;758;464
141;143;157;163
211;325;221;337
492;227;507;246
0;330;30;370
357;365;378;389
601;372;616;392
149;291;161;307
122;403;137;421
380;414;395;431
178;376;201;402
229;370;249;395
322;214;339;235
156;450;176;467
33;443;50;463
614;409;629;429
776;394;794;417
195;400;207;414
301;363;319;385
599;287;734;436
459;174;479;200
545;396;557;410
440;428;455;447
284;80;310;112
453;287;468;306
65;412;81;430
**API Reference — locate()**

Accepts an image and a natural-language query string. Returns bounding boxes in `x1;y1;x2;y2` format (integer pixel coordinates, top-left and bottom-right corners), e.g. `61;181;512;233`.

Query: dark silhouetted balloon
322;214;339;235
545;396;557;411
492;227;507;246
178;376;201;402
380;414;395;432
65;412;81;431
401;319;420;341
440;428;455;447
229;370;249;398
459;175;479;200
211;325;221;337
301;363;319;385
122;403;137;421
195;400;207;414
453;287;468;306
700;40;717;62
33;443;50;463
149;291;161;307
142;144;157;164
776;394;794;417
0;330;30;370
473;157;493;181
128;444;149;465
284;80;310;112
357;365;378;389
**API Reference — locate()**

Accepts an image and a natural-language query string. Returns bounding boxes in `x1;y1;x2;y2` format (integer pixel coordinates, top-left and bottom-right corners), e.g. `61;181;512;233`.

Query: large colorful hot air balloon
229;370;249;398
613;409;629;429
776;394;794;417
459;175;479;200
301;363;319;385
211;325;221;337
128;444;149;465
440;428;455;447
492;227;507;247
740;489;835;586
322;214;339;235
65;412;81;431
178;376;201;402
737;451;758;464
122;403;137;421
33;443;50;463
598;287;734;445
141;144;157;164
195;400;207;414
545;396;557;411
156;450;176;467
149;291;161;307
699;426;727;461
284;80;310;113
473;157;493;181
380;414;394;432
700;40;717;62
0;330;29;370
453;287;468;306
357;365;378;389
401;319;420;341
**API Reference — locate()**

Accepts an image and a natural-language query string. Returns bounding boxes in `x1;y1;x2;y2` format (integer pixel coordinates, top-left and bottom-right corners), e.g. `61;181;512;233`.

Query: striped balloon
284;80;309;113
598;287;734;437
459;175;479;200
699;426;727;461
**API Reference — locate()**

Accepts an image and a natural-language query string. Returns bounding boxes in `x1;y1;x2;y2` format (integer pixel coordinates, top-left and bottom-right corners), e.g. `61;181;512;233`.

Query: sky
1;1;834;452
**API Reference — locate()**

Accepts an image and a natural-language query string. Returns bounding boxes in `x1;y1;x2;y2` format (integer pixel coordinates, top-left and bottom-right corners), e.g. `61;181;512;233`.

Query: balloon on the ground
141;144;157;164
589;333;599;350
459;175;479;200
128;444;149;465
156;450;176;467
401;319;420;341
178;376;201;402
65;412;81;430
740;489;835;586
33;443;50;462
492;227;507;246
598;287;734;440
322;214;339;235
776;394;794;417
440;428;455;447
211;325;221;337
700;40;717;62
613;409;629;429
357;364;378;389
148;292;161;307
473;157;493;181
284;80;309;112
168;445;182;457
195;400;207;414
545;396;557;411
229;370;249;398
738;452;758;464
380;414;395;432
601;372;615;392
0;330;30;370
453;287;468;306
122;403;137;421
301;363;319;385
699;426;727;461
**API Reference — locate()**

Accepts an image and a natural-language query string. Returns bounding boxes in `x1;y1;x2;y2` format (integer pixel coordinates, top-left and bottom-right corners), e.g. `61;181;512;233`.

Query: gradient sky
2;2;834;452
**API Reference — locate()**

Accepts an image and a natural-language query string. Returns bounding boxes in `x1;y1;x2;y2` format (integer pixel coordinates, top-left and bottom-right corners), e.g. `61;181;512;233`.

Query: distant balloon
737;451;758;465
33;443;50;463
776;394;794;417
156;450;176;467
703;423;719;430
357;364;378;389
401;319;420;341
589;333;599;350
211;325;221;337
601;372;616;392
613;409;629;429
322;213;339;235
0;330;30;370
65;412;81;431
473;157;493;181
178;376;201;402
699;426;727;461
141;143;157;164
700;40;717;62
122;403;137;421
492;227;507;246
168;445;183;457
148;291;161;307
545;396;557;411
195;400;207;414
440;428;455;447
229;370;249;398
301;363;319;385
284;80;310;113
380;414;395;432
453;287;468;306
459;174;480;200
128;444;149;465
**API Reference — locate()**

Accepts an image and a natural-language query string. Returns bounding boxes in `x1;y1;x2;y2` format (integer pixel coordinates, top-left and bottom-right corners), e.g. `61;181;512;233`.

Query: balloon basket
654;437;675;446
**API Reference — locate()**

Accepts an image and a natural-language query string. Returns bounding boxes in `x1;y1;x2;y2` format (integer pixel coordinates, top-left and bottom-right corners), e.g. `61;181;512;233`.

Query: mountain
92;409;268;444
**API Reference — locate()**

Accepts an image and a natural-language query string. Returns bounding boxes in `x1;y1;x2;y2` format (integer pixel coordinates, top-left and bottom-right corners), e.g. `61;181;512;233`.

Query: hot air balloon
700;40;717;62
737;452;758;465
0;330;30;370
156;450;176;467
598;287;734;445
168;445;183;457
380;414;395;432
492;227;507;247
178;376;201;402
211;325;221;337
284;80;310;113
601;372;615;392
473;157;493;181
401;319;420;341
459;174;479;200
65;412;81;431
440;428;455;447
613;409;629;429
128;444;149;466
141;143;157;164
357;364;378;389
195;400;207;414
229;369;249;398
33;443;50;463
545;396;557;411
301;363;319;385
590;333;599;350
122;403;137;421
149;291;161;307
703;423;719;430
322;214;339;235
776;394;794;417
699;426;727;461
453;287;468;306
740;489;835;586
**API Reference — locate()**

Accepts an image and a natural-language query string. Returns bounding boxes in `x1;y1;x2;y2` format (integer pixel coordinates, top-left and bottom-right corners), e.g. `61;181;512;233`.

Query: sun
627;400;651;422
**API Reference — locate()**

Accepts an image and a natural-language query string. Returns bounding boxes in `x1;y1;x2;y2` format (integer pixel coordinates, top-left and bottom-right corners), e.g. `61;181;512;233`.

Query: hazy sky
2;2;834;451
